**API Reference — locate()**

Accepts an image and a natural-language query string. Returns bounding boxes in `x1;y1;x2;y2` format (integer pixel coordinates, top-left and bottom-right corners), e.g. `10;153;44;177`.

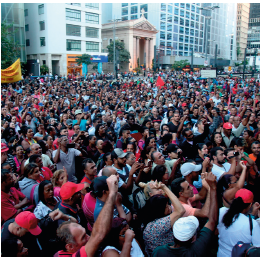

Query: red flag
156;76;165;89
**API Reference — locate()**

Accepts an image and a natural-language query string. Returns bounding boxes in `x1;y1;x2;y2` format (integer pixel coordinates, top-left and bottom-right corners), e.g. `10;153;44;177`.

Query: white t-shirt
211;163;231;181
217;207;260;257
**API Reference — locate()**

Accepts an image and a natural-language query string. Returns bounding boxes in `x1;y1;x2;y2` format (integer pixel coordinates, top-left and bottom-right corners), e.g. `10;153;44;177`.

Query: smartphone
148;160;152;167
67;143;75;148
138;158;142;163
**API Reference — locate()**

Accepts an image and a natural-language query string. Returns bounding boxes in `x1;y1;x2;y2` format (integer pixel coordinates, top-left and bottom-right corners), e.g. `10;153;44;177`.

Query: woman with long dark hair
33;180;61;220
211;132;227;149
217;161;247;208
217;189;260;257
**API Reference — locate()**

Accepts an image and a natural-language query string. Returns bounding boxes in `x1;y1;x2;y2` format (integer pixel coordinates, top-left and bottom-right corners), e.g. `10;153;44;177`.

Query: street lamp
108;18;121;78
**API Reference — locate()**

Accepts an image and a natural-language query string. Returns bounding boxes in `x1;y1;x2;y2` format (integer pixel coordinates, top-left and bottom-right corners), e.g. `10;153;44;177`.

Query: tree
1;22;21;69
172;60;190;70
75;54;92;71
92;63;98;71
237;43;241;58
107;40;131;63
40;64;49;75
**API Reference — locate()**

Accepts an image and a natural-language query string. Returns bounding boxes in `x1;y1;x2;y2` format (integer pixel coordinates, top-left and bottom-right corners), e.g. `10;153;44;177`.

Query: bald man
24;143;54;169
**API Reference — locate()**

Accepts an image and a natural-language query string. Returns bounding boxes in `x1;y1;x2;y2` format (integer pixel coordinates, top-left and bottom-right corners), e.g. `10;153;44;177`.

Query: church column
133;36;137;69
145;37;149;69
136;36;140;67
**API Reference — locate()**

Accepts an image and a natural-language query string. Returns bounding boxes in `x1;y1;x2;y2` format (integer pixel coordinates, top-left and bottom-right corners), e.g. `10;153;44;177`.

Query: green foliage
236;43;241;58
172;59;190;70
92;63;98;71
1;22;21;69
75;54;92;66
40;64;49;75
134;67;142;73
107;40;131;63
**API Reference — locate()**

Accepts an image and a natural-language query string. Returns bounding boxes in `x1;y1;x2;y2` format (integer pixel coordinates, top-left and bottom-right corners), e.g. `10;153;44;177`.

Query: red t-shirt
37;167;53;182
1;187;26;222
72;246;87;257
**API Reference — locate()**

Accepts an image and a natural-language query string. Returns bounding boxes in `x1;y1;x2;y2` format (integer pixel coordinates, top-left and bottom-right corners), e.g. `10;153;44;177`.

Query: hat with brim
60;182;85;200
113;148;127;158
223;122;233;129
1;143;9;152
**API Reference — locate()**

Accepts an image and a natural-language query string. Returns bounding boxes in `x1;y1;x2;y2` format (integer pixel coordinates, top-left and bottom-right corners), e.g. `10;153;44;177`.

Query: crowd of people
1;70;260;257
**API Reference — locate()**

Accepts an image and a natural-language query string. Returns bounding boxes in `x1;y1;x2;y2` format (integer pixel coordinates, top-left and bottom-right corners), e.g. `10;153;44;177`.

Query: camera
204;154;210;158
234;152;239;157
67;143;75;148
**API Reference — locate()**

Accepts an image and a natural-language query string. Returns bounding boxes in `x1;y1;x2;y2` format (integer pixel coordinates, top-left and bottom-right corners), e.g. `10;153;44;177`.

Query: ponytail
222;197;251;229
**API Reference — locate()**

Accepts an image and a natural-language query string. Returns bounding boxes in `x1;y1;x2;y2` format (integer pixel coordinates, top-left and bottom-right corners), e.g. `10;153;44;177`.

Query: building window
122;7;128;16
122;3;128;7
186;3;190;10
24;9;28;16
161;3;166;12
26;39;30;46
174;8;179;15
161;13;166;21
160;31;165;39
122;16;128;21
42;60;46;65
85;3;99;9
38;4;44;15
39;21;45;31
174;16;178;24
131;6;137;14
85;12;99;24
179;26;184;34
167;33;172;40
179;35;183;42
66;9;81;22
67;3;81;6
66;24;81;36
86;41;99;52
185;19;189;27
180;3;185;9
131;15;138;20
160;22;165;30
173;34;178;41
167;14;172;23
180;9;184;17
140;4;148;12
86;27;99;38
185;36;189;43
168;5;172;13
67;39;81;51
25;24;29;31
167;24;172;31
40;37;45;46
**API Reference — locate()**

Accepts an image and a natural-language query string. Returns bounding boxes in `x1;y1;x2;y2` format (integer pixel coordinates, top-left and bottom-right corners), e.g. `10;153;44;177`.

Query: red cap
178;86;181;89
223;123;233;129
14;107;19;111
235;189;254;203
1;143;9;152
117;111;123;115
15;211;42;235
60;182;84;200
182;103;187;107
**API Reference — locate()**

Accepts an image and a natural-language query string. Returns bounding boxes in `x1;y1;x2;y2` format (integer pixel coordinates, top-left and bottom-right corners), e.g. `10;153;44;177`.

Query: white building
102;3;237;68
24;3;102;75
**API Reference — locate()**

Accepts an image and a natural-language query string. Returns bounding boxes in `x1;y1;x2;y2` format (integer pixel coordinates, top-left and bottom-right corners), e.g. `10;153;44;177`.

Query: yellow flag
1;58;22;83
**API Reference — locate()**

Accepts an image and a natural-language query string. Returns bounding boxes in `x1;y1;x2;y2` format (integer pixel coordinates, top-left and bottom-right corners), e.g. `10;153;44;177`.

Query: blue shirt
72;119;87;131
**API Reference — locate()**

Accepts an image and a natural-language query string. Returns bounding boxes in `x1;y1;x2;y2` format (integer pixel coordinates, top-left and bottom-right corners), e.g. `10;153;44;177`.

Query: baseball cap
236;99;240;102
60;182;85;200
1;143;9;152
91;176;108;194
235;188;254;203
66;119;73;126
173;216;199;241
223;122;233;129
91;105;97;109
113;148;127;158
169;104;174;107
75;110;82;115
14;107;19;111
182;103;187;107
15;211;42;236
184;121;191;125
180;163;202;177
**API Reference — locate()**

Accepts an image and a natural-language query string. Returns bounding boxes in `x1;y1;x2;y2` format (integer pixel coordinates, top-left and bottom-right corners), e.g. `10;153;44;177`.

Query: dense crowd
1;70;260;257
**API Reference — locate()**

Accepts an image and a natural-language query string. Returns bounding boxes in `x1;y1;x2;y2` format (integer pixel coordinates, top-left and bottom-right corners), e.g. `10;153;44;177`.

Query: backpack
231;215;254;257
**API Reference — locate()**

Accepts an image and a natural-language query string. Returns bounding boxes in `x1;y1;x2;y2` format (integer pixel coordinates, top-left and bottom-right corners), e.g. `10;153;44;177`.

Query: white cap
180;163;202;177
173;216;199;241
169;104;174;107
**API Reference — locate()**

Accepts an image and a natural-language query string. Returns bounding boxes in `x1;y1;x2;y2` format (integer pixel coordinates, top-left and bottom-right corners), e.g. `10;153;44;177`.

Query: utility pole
191;48;194;72
252;48;257;78
108;18;121;79
243;48;247;80
214;44;218;68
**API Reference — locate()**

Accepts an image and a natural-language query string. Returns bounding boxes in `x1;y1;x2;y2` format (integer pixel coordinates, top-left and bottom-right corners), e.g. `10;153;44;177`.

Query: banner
156;76;165;89
1;58;22;83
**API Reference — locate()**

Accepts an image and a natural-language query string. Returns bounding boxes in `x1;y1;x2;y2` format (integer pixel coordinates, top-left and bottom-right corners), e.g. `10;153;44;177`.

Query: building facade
102;3;237;68
1;3;26;63
102;15;158;72
24;3;104;75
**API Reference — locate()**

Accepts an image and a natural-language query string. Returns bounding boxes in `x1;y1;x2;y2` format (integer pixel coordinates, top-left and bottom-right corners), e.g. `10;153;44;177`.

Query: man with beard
210;147;236;181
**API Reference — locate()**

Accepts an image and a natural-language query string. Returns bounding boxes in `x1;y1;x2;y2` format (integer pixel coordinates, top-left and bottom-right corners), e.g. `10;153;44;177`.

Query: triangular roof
132;16;158;32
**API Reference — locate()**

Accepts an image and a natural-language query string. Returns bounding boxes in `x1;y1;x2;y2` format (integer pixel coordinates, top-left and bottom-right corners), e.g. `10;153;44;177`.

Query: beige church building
101;13;158;72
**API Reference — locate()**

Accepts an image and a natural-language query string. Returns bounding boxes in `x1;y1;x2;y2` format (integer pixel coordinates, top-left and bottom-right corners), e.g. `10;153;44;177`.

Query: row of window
66;9;99;24
24;3;99;16
122;4;148;15
160;21;202;30
121;13;148;21
66;24;99;38
25;21;45;32
161;3;200;14
161;13;202;23
26;38;100;52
